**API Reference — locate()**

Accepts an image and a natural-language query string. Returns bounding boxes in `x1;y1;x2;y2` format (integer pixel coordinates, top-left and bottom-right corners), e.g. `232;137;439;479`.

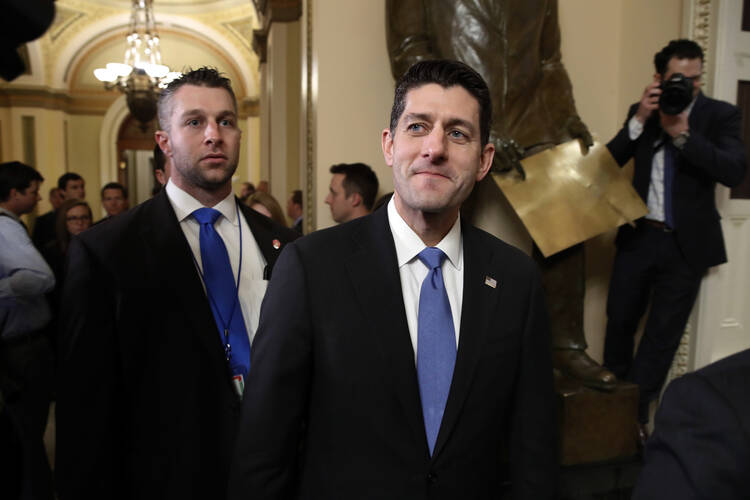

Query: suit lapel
433;222;499;458
344;209;427;451
139;191;230;381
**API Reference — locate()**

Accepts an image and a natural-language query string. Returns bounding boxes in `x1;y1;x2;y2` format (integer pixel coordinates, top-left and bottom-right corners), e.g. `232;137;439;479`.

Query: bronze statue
386;0;615;390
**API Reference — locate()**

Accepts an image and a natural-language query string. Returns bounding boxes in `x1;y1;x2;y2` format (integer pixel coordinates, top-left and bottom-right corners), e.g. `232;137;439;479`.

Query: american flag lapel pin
484;276;497;288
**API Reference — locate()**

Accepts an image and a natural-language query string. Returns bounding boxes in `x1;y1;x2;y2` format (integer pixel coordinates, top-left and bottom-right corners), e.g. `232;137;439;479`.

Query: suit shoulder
293;215;367;253
76;197;156;255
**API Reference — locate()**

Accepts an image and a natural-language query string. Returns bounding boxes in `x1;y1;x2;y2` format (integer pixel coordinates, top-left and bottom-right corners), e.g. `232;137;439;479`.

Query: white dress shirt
165;180;268;344
387;198;463;361
628;98;695;223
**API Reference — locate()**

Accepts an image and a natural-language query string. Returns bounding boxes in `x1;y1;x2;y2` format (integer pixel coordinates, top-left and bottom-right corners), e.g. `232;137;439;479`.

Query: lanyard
191;201;243;364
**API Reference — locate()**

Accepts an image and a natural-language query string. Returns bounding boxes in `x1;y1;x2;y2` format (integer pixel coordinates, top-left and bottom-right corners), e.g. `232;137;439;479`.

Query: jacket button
426;472;437;483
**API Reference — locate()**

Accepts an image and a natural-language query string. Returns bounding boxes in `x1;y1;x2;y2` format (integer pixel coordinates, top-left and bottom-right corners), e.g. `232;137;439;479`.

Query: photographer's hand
635;80;661;124
659;110;689;138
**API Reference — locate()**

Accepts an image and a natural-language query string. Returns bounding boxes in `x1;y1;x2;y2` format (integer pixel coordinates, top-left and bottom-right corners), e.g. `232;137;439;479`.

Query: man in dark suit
32;173;85;249
55;68;297;500
603;39;746;432
228;60;556;499
632;348;750;499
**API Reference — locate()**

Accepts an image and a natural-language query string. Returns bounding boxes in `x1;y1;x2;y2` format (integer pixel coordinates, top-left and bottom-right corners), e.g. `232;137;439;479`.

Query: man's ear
476;142;495;182
382;129;394;167
349;192;363;208
155;130;171;157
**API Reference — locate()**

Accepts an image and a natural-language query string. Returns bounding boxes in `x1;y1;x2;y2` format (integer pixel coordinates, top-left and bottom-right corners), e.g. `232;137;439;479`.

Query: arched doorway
116;115;159;205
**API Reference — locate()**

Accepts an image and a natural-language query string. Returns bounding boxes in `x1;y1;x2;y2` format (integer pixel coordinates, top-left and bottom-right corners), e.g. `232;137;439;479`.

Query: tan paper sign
492;140;648;257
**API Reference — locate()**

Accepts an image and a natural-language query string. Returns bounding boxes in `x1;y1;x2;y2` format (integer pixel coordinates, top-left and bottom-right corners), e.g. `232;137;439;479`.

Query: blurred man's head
0;161;44;216
287;189;303;220
239;182;255;202
49;187;64;210
153;143;169;187
58;172;85;200
257;180;269;193
100;182;129;217
324;163;379;223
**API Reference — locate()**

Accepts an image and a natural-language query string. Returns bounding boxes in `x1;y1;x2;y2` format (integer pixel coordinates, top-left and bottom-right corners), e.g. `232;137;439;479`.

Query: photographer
602;39;746;441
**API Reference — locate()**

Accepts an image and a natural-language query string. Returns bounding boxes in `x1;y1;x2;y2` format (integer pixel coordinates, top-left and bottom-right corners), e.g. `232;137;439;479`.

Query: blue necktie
663;141;676;228
416;247;456;455
193;207;250;378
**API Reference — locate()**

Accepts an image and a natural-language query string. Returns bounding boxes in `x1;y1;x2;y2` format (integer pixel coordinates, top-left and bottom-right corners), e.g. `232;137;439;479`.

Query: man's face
156;85;241;193
63;179;85;200
663;57;702;98
49;189;64;210
324;173;354;223
382;84;493;220
101;188;127;217
13;180;41;215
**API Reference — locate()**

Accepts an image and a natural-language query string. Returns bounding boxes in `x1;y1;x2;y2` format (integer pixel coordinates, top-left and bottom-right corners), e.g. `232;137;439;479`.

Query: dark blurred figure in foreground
633;349;750;499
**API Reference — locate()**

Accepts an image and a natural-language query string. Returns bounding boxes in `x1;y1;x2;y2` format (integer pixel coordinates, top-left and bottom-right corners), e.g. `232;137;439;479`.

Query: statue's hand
491;136;526;181
566;117;594;154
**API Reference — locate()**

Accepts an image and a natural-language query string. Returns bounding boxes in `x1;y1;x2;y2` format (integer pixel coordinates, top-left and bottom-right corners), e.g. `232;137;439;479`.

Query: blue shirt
0;207;55;339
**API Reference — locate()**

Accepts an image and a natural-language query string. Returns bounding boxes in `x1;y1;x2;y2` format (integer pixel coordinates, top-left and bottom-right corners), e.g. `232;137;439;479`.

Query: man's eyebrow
444;117;476;134
404;112;476;134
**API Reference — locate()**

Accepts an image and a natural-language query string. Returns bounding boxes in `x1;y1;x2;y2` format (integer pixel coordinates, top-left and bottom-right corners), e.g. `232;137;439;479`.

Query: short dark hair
0;161;43;202
390;59;492;146
157;67;237;131
330;163;379;210
654;39;704;75
291;189;302;207
101;182;128;199
58;172;83;191
153;143;165;173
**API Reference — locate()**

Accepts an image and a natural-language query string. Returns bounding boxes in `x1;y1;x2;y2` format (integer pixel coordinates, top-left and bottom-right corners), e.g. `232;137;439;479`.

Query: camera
659;73;694;115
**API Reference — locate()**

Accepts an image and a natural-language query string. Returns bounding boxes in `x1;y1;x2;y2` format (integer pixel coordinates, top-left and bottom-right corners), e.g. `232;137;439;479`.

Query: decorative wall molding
251;0;301;65
303;0;314;234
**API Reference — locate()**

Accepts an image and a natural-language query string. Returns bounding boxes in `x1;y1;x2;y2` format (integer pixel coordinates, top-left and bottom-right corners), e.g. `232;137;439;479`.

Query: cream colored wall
312;0;394;229
67;114;104;217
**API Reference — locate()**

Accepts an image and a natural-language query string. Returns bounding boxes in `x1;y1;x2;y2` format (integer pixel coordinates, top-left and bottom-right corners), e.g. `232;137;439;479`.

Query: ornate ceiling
1;0;259;111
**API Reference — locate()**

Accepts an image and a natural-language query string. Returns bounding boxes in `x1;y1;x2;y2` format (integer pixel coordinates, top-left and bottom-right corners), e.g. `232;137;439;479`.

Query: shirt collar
166;179;238;226
0;207;20;222
387;197;462;270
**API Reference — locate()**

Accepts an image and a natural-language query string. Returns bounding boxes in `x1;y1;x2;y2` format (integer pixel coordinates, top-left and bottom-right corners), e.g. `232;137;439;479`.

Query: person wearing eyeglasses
41;199;92;304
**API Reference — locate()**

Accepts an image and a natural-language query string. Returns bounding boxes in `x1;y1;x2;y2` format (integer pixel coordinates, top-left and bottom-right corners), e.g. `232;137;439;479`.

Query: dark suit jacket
228;207;557;499
31;210;56;249
55;189;298;500
607;92;746;270
632;348;750;499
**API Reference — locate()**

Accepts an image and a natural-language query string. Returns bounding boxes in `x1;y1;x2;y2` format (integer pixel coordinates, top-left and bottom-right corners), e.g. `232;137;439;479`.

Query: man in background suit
603;39;746;433
632;348;750;499
56;68;297;500
32;173;85;249
229;60;556;499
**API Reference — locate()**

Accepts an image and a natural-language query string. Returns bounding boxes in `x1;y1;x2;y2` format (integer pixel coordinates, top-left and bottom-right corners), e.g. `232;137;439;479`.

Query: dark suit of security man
228;60;557;499
55;68;297;500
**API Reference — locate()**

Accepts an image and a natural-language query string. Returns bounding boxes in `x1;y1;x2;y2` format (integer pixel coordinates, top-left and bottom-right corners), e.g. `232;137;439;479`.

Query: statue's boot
553;348;617;391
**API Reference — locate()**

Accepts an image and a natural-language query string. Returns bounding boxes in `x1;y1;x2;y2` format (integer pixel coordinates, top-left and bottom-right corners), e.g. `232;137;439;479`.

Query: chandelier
94;0;181;129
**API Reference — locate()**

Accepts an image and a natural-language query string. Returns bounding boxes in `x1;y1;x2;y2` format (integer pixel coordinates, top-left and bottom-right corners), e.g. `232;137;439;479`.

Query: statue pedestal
556;378;639;465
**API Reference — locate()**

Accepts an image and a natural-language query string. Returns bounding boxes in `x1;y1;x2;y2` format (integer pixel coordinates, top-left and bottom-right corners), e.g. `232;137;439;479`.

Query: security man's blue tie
416;247;456;456
193;207;251;378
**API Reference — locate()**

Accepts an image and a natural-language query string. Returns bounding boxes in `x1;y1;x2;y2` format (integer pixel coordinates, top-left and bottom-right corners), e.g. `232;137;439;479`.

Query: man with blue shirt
0;161;55;500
